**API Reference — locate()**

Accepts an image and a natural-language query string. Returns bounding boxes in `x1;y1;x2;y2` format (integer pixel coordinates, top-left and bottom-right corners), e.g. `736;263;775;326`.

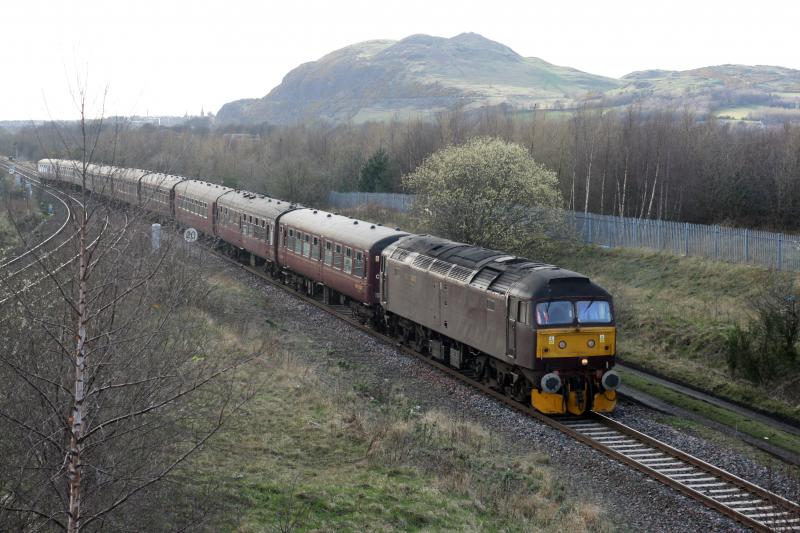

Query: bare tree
0;88;254;532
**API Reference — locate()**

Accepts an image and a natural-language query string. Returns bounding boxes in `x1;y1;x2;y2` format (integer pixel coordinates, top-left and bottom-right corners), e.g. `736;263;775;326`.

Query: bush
402;137;563;254
725;276;799;383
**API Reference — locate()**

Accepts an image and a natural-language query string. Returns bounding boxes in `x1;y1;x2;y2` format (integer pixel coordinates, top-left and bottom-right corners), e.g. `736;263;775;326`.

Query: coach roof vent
327;213;332;217
353;220;358;224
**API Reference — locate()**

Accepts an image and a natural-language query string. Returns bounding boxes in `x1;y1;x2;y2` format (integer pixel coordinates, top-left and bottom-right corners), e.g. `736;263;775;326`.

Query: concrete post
151;223;161;251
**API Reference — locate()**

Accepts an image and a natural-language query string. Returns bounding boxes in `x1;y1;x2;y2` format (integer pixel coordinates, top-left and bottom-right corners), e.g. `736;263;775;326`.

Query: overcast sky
6;0;799;121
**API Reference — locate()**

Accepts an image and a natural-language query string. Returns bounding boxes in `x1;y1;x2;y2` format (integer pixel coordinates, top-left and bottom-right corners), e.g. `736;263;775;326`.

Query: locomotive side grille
412;254;434;270
448;265;474;282
391;248;410;262
429;260;453;277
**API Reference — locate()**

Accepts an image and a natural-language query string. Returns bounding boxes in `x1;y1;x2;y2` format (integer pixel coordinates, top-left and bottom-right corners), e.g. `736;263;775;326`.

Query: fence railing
326;191;800;271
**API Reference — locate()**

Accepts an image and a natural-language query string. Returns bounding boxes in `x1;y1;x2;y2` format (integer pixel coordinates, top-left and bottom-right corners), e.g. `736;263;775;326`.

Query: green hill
217;33;800;125
217;33;621;124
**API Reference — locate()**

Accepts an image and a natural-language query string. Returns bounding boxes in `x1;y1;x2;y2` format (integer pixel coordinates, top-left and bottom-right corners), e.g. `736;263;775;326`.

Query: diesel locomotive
37;158;619;415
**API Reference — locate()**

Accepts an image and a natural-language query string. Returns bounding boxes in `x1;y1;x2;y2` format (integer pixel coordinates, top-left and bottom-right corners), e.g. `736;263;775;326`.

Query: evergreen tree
358;148;392;192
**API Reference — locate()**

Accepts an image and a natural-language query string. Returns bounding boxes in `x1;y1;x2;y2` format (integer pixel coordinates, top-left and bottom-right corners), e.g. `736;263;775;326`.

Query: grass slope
181;270;610;532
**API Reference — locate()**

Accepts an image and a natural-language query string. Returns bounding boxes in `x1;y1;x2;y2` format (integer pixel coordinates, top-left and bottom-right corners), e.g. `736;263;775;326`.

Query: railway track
210;248;800;532
0;161;110;307
0;160;76;271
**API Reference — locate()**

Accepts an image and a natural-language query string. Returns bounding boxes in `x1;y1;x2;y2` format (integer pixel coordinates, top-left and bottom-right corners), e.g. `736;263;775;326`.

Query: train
37;158;620;415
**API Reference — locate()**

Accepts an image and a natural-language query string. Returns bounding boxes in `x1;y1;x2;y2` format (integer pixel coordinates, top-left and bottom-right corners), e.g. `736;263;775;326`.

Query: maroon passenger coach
277;210;407;307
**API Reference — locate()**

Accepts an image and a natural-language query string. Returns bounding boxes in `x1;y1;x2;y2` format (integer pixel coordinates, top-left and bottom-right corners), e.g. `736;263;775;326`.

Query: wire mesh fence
327;191;800;271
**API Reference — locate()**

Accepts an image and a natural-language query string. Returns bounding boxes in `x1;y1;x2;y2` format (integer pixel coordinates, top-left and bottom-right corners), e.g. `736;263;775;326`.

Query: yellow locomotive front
529;298;619;415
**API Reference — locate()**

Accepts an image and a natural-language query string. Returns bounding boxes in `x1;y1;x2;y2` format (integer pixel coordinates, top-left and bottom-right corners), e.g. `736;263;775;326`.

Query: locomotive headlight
541;372;562;393
558;340;567;349
587;339;596;348
581;358;589;366
601;370;621;390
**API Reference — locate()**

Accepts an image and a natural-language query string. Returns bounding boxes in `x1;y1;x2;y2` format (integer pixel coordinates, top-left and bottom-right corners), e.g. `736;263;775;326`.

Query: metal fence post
744;229;750;263
715;227;720;259
777;234;783;270
587;215;593;244
684;223;690;256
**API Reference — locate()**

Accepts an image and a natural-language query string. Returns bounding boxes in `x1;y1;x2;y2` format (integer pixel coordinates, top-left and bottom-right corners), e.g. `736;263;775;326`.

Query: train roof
174;179;233;203
280;209;408;251
389;234;610;300
140;172;184;190
217;189;296;220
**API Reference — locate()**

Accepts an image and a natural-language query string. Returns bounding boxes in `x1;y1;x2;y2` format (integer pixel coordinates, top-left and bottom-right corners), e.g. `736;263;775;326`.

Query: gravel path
215;256;799;532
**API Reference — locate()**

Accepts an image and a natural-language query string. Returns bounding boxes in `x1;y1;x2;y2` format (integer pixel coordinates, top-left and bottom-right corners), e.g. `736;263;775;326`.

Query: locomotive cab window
517;301;530;325
576;300;612;324
535;301;575;326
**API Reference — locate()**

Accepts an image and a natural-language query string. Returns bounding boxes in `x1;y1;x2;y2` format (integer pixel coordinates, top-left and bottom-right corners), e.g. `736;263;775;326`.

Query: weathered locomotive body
381;235;618;415
37;158;619;415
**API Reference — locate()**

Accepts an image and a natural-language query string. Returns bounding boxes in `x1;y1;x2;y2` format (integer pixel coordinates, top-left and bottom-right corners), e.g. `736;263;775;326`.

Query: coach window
312;237;320;260
354;251;364;278
344;247;353;274
324;241;333;266
288;228;294;250
334;244;343;269
303;234;311;257
295;232;303;254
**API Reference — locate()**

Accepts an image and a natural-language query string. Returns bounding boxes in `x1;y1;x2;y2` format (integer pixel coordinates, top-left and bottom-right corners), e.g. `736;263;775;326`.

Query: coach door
506;297;519;358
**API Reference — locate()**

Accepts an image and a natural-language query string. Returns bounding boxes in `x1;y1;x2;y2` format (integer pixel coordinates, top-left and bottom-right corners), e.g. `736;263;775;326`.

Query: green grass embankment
546;243;800;424
181;271;610;532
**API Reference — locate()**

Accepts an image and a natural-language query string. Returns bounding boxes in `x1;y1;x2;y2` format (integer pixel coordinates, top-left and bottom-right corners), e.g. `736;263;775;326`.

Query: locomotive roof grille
488;272;523;294
470;268;501;289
